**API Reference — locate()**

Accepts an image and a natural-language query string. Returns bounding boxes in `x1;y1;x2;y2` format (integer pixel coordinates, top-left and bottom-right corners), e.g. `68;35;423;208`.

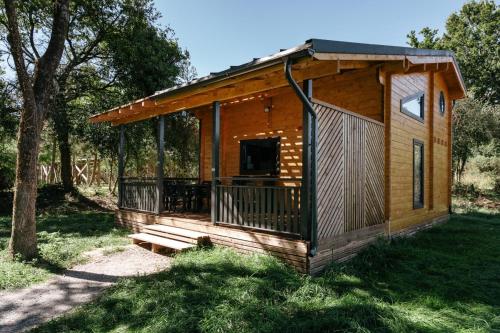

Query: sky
154;0;468;77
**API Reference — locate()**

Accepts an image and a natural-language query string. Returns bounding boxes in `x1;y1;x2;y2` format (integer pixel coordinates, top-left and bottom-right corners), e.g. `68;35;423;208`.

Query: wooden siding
196;67;384;182
433;73;451;213
315;101;385;241
314;66;384;122
388;72;451;232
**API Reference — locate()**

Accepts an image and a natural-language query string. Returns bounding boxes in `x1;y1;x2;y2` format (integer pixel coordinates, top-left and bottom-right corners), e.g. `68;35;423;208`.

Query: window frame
439;91;446;116
400;92;425;123
239;137;281;176
413;139;425;209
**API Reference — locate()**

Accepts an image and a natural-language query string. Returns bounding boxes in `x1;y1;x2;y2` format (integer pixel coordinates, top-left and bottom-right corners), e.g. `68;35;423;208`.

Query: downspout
284;56;318;257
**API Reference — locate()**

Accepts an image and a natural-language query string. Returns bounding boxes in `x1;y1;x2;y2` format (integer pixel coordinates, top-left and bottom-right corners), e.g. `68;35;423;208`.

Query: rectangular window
413;139;424;209
401;92;425;122
240;137;280;176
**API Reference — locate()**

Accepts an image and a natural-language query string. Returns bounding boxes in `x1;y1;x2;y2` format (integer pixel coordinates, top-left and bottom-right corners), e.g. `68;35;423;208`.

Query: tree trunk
89;152;98;186
53;98;73;192
9;106;42;260
49;136;57;183
108;157;114;193
4;0;70;260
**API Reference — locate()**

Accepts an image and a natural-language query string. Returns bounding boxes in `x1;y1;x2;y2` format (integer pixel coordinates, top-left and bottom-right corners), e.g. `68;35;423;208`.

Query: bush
452;182;480;197
475;155;500;174
494;178;500;195
0;147;16;191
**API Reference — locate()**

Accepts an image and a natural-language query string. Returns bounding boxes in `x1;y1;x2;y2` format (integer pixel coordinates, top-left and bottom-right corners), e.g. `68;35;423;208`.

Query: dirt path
0;246;172;333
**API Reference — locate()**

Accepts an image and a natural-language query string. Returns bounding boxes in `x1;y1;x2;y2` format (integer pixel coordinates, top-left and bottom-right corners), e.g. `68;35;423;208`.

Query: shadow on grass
33;253;422;333
32;212;500;333
0;211;128;275
0;184;111;216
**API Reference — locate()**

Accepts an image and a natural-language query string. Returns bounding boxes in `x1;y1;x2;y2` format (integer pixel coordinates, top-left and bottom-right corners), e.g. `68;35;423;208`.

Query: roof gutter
284;55;318;257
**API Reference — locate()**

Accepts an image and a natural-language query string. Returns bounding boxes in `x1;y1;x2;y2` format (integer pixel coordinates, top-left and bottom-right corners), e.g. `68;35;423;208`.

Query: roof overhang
90;39;466;126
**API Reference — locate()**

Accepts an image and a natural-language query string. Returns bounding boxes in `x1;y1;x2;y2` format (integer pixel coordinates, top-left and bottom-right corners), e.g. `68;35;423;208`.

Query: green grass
0;212;129;290
32;212;500;333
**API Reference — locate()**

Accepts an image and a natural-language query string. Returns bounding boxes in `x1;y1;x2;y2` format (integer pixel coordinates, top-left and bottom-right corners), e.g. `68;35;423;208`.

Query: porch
115;209;309;272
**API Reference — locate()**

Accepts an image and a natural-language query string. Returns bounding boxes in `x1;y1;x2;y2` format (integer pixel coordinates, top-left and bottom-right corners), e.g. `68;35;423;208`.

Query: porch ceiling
89;39;466;126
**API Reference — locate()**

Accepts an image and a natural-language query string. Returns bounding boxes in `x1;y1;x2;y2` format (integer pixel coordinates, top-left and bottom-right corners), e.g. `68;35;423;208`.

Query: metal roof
151;38;459;102
308;38;454;57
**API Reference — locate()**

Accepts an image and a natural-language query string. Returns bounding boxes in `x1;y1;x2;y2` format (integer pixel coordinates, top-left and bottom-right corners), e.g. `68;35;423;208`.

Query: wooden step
128;233;194;253
143;224;211;245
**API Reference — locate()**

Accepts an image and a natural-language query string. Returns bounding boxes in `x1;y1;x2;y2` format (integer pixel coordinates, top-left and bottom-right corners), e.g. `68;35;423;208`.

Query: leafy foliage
0;69;17;191
408;1;500;180
452;98;499;180
407;0;499;103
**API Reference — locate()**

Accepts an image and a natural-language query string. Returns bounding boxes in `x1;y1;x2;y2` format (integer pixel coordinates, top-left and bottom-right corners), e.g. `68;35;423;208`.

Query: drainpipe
284;57;318;257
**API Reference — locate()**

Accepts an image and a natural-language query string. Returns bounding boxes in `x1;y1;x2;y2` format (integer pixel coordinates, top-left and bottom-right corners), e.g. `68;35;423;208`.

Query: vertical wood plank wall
315;101;385;241
389;72;451;232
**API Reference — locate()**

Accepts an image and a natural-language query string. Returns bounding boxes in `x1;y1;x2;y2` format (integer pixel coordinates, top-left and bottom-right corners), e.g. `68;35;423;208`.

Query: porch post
301;80;312;239
211;101;220;224
156;115;165;214
118;124;125;208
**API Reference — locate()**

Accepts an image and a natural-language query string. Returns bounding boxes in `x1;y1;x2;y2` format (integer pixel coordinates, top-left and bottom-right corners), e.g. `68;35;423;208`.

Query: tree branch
3;0;34;105
34;0;70;95
28;11;40;59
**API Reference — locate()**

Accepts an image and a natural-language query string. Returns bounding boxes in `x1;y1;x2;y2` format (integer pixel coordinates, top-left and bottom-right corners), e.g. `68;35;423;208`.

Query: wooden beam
447;93;453;213
428;72;434;211
118;125;125;208
383;72;392;226
111;60;343;125
211;101;220;224
406;55;454;64
314;53;405;61
156;115;165;214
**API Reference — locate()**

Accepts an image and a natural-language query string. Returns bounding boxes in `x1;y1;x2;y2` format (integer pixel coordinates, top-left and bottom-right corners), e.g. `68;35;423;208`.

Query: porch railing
119;176;304;237
215;177;302;236
120;177;158;212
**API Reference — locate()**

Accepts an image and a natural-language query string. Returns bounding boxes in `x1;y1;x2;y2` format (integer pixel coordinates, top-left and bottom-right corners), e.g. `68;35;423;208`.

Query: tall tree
407;0;499;180
2;0;69;259
407;0;499;103
452;98;498;181
51;0;190;191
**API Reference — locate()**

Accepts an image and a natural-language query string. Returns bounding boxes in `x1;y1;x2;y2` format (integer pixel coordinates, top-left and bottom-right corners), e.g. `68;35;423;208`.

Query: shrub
494;177;500;195
475;155;500;174
0;148;16;191
452;182;479;197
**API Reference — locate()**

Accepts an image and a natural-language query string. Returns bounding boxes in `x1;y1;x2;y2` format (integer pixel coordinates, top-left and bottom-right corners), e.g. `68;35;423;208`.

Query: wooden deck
116;209;309;272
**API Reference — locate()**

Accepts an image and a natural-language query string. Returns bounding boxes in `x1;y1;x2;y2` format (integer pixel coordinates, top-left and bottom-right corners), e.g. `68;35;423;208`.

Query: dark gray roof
152;38;458;101
309;39;454;57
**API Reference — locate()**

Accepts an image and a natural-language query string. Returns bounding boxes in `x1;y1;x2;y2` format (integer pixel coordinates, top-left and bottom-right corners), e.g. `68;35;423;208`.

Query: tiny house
90;39;465;274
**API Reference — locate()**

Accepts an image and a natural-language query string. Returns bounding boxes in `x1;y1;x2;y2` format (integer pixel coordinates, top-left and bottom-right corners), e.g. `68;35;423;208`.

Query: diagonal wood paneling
317;104;344;238
315;101;384;240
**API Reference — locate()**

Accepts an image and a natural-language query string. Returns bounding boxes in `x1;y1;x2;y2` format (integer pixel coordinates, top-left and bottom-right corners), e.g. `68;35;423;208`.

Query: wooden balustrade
120;178;158;212
120;176;304;237
215;178;302;236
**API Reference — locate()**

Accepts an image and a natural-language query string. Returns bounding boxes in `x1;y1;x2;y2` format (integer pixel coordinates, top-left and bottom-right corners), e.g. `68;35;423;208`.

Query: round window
439;91;445;115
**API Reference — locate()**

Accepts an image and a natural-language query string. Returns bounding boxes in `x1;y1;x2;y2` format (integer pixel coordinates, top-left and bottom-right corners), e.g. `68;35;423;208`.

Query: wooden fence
37;159;109;186
314;100;385;240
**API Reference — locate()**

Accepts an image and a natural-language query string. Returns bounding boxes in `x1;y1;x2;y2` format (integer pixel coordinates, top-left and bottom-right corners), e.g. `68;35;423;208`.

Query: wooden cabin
90;39;465;274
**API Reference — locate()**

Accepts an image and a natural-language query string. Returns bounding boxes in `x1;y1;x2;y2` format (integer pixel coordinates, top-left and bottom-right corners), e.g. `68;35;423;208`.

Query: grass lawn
0;212;129;290
32;211;500;333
